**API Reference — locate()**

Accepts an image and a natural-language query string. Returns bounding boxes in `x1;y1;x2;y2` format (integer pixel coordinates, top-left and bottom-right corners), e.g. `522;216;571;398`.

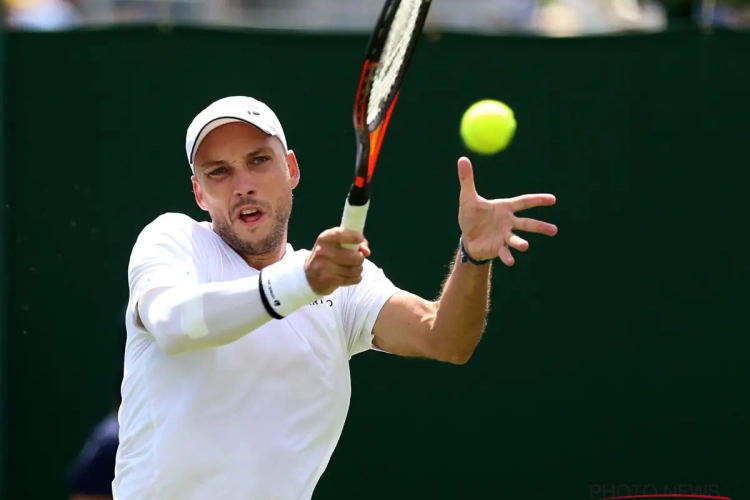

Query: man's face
192;122;299;256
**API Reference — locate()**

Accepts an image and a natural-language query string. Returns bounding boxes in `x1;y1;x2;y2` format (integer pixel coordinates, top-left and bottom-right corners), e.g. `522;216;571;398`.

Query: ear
286;150;300;190
192;176;209;212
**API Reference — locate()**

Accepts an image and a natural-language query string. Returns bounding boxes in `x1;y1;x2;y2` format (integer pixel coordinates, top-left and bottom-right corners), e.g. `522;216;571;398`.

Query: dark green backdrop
6;26;750;499
0;9;6;500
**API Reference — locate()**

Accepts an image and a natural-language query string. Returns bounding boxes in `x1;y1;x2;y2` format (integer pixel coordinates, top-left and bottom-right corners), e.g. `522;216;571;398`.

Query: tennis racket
340;0;433;250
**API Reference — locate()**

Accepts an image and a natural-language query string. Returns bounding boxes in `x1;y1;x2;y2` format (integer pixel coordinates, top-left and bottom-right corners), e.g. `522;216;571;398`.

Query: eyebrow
198;146;276;171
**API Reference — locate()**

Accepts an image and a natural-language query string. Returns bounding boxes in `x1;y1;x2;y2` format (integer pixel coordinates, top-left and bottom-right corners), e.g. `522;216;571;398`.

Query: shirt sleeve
341;259;401;358
127;213;206;306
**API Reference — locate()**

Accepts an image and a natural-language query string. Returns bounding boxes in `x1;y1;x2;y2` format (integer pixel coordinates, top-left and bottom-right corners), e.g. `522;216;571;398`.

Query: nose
233;169;256;197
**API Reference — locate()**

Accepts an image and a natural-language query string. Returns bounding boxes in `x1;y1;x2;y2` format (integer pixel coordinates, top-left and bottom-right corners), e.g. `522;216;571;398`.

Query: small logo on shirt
309;298;333;307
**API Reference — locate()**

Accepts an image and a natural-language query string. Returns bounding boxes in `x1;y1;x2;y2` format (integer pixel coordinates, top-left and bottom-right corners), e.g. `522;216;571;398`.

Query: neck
240;236;288;270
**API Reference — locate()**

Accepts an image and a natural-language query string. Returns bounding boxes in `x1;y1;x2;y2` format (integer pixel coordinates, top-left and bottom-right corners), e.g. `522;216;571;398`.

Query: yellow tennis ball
460;100;517;155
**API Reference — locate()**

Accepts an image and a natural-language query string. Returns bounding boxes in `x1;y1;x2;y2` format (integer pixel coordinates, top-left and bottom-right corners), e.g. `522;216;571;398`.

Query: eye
253;156;270;165
208;167;228;177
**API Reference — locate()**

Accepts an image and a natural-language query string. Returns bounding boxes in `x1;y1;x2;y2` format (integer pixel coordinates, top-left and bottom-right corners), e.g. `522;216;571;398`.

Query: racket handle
340;199;370;250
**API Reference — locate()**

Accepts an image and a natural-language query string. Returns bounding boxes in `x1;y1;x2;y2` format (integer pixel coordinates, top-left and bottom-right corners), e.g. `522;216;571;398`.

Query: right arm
131;215;367;356
130;215;320;355
137;260;318;355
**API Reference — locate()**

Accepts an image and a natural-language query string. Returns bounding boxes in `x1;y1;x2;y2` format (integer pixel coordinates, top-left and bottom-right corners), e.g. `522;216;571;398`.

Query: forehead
197;122;274;153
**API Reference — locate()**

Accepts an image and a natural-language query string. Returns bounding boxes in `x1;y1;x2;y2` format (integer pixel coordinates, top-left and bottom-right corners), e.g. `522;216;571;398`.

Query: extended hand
457;157;558;266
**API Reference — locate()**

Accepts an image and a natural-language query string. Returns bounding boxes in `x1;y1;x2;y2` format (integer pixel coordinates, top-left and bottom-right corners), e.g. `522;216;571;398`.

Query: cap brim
189;116;275;166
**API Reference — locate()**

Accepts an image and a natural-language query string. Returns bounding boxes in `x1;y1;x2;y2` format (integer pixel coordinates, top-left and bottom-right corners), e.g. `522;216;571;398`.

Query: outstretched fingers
514;217;558;236
510;194;556;213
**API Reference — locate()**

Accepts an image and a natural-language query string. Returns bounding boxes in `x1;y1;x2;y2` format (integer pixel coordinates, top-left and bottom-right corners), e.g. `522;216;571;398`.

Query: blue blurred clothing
67;413;119;497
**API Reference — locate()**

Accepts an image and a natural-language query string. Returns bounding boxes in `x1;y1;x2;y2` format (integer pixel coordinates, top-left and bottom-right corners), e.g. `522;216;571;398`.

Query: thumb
457;156;478;202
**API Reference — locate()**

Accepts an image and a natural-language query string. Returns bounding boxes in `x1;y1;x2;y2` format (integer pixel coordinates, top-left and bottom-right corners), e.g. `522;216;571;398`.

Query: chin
234;221;266;239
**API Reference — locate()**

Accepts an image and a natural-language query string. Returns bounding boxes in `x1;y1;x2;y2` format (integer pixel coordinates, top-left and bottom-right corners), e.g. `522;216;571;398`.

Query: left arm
372;156;557;364
372;248;491;364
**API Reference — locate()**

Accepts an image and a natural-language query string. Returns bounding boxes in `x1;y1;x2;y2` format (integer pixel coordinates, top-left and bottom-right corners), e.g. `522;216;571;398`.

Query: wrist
259;253;323;319
459;236;491;266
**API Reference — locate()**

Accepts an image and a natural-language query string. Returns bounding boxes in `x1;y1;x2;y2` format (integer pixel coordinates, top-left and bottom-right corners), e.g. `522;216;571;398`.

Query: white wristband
259;253;322;319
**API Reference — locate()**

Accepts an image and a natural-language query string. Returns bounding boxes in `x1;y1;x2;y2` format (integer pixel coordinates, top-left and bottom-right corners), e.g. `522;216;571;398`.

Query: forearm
432;248;491;361
138;257;321;355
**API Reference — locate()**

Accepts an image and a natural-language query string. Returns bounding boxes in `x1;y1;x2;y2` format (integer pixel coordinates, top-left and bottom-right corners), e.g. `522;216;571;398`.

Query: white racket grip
340;199;370;250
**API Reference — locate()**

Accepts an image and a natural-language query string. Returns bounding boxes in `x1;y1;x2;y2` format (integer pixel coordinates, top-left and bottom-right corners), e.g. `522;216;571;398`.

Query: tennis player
113;96;557;500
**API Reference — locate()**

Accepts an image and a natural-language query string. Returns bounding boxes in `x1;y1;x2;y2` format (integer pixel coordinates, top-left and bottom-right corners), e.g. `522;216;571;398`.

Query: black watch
459;236;491;266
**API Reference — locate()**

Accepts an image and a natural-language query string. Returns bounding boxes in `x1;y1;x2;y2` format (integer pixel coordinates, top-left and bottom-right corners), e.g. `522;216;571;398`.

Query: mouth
238;207;264;226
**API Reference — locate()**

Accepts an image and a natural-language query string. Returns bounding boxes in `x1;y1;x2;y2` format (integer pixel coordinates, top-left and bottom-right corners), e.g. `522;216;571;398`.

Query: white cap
185;96;289;171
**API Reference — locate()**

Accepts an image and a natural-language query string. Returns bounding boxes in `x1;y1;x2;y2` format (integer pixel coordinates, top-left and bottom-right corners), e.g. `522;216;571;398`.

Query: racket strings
367;0;424;126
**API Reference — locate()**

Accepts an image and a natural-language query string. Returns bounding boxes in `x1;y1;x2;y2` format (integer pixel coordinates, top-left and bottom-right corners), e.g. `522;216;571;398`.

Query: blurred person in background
66;311;126;500
75;0;204;25
3;0;82;30
426;0;538;34
67;412;118;500
694;0;750;28
532;0;667;36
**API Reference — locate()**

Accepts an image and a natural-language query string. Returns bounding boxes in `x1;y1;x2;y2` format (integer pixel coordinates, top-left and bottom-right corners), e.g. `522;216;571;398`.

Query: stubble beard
213;196;292;256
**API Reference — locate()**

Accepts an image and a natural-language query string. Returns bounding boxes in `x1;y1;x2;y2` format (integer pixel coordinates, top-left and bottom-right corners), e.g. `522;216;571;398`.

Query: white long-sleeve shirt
114;213;400;500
